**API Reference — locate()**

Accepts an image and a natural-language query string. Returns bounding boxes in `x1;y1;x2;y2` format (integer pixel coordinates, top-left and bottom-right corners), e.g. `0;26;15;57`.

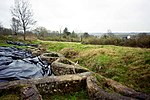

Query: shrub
82;36;122;45
82;33;150;48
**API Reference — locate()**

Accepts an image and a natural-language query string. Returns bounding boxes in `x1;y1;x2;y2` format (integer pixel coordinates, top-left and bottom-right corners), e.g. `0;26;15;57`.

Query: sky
0;0;150;33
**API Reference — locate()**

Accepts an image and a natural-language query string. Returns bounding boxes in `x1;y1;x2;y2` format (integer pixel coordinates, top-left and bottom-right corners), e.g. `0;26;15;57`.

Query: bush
123;34;150;48
82;33;150;48
82;36;122;45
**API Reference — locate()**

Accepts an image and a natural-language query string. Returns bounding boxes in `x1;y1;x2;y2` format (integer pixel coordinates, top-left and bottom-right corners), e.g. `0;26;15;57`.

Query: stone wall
0;49;149;100
0;72;91;100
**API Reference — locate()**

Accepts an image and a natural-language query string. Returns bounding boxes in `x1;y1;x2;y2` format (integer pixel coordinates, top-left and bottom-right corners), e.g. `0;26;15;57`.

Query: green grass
0;94;19;100
42;90;89;100
0;85;22;100
36;40;150;93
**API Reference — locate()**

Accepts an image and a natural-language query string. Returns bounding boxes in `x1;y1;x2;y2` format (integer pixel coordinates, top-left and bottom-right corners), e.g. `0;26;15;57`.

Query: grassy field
34;40;150;93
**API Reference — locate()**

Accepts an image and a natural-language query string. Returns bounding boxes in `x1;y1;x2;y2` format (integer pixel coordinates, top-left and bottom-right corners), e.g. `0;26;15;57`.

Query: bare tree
11;17;20;35
11;0;36;40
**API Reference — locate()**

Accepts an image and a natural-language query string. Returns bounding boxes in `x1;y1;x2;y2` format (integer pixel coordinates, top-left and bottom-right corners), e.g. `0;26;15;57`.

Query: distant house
127;35;131;39
122;35;131;39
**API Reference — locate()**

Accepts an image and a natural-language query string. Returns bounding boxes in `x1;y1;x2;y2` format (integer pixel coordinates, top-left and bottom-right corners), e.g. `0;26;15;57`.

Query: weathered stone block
86;76;134;100
21;85;42;100
51;58;89;75
40;52;64;63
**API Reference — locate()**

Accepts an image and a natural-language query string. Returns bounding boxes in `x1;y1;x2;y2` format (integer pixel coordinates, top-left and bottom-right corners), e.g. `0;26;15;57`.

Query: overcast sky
0;0;150;33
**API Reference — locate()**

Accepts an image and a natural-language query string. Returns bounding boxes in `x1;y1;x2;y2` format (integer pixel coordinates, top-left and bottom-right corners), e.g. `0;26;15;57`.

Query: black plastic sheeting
6;41;38;47
0;46;51;82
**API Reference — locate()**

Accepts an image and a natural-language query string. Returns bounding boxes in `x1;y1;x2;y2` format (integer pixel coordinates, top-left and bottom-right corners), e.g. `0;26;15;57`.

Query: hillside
35;40;150;93
0;36;149;96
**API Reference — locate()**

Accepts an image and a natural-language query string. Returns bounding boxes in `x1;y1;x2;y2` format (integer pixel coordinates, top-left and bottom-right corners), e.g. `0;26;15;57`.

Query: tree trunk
81;36;83;42
23;26;26;40
24;32;26;40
